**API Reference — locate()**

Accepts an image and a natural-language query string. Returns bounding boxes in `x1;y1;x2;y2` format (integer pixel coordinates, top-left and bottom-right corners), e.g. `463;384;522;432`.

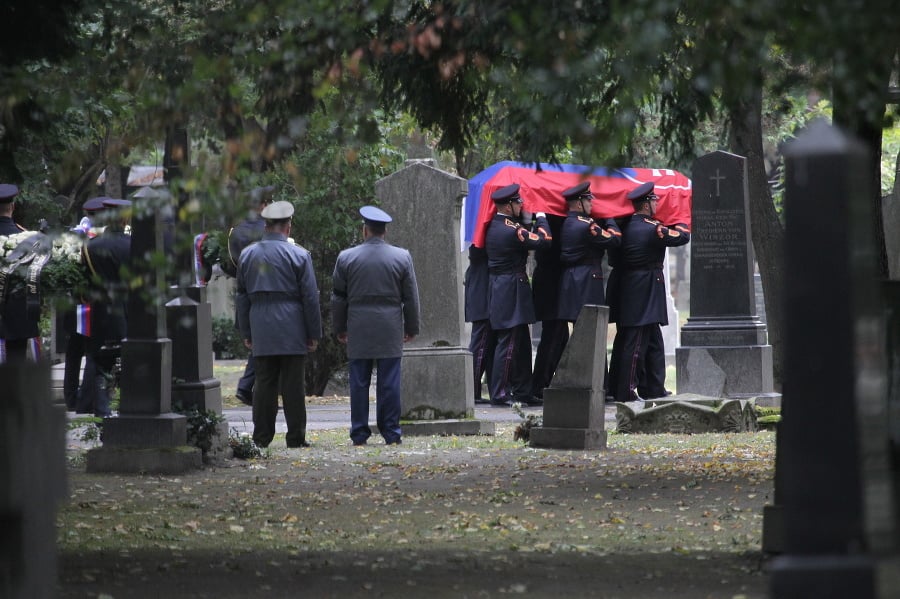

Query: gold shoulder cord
82;245;99;278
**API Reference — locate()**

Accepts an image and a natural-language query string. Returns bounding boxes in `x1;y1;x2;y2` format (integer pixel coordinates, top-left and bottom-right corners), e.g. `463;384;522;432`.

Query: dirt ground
57;422;775;599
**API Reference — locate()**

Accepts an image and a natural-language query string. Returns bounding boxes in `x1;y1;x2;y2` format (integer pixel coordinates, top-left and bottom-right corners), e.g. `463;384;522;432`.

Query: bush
211;315;249;359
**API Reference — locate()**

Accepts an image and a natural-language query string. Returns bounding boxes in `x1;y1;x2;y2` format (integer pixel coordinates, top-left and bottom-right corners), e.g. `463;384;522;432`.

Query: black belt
566;257;603;267
489;267;526;275
624;263;663;271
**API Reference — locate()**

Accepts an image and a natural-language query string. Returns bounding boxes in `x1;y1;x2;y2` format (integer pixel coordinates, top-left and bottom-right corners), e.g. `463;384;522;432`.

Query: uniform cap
359;205;392;224
562;181;591;201
102;198;132;208
490;184;521;204
626;182;656;202
261;200;294;220
0;184;19;203
83;197;110;212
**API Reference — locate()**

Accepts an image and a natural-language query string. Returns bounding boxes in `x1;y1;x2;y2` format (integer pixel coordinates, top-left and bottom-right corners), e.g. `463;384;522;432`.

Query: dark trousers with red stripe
468;319;497;401
530;319;569;398
491;324;533;403
609;323;666;402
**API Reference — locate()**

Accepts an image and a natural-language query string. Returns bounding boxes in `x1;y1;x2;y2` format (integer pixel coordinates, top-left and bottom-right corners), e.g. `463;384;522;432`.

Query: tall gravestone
86;199;201;474
0;362;66;599
770;121;899;598
376;159;484;432
675;150;780;406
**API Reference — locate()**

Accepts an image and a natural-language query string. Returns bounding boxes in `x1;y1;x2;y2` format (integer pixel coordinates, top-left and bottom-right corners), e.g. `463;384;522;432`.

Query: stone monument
530;305;608;450
676;150;780;406
0;362;66;599
86;198;201;473
769;121;899;598
376;159;491;435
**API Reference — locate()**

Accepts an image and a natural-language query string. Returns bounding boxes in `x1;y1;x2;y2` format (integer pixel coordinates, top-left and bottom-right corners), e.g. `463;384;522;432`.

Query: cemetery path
57;427;774;598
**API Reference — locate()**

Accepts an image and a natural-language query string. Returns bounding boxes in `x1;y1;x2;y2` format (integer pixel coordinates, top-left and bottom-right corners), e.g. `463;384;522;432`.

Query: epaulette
643;217;660;225
16;223;26;232
577;215;593;224
504;218;519;229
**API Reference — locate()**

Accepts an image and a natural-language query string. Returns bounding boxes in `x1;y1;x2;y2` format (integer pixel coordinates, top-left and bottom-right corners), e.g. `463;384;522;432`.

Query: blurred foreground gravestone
769;120;900;597
376;160;493;436
86;198;201;474
0;362;66;598
676;151;780;406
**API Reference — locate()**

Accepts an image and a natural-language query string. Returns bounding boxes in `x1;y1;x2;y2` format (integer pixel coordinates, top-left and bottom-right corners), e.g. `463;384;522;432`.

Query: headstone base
401;419;495;436
676;345;781;406
771;554;900;599
401;347;473;420
614;396;758;434
85;445;202;474
529;427;607;450
542;387;605;430
173;378;223;413
100;412;189;447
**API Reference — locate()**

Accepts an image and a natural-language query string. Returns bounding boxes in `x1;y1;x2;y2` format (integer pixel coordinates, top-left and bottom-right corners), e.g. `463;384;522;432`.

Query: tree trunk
727;82;787;387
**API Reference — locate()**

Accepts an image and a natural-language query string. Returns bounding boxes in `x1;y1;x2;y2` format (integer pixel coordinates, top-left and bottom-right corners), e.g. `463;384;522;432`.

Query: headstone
0;362;66;599
86;199;201;474
770;120;900;598
615;394;757;434
675;150;780;406
376;160;490;435
529;305;608;450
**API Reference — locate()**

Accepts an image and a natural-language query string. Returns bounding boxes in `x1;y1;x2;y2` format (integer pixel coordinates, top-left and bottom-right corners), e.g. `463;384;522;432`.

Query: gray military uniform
236;233;322;354
331;237;420;358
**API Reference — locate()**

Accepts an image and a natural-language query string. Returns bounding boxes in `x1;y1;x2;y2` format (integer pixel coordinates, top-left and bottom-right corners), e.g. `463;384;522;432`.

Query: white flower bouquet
0;230;88;303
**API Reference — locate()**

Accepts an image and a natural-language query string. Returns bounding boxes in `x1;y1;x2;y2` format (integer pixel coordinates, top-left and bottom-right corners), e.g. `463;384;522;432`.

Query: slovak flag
465;161;692;248
75;304;91;337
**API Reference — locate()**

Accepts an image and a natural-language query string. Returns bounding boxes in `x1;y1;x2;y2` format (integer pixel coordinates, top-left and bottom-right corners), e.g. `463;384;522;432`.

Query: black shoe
352;440;367;446
287;441;311;448
642;390;673;400
474;397;491;405
520;396;544;407
386;439;402;445
236;390;253;406
490;399;513;407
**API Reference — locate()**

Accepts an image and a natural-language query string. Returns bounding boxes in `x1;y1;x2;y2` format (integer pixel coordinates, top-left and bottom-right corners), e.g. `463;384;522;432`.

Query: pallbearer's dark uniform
608;183;690;402
0;184;39;364
484;184;552;406
464;244;496;403
558;213;621;320
529;213;568;399
81;199;133;417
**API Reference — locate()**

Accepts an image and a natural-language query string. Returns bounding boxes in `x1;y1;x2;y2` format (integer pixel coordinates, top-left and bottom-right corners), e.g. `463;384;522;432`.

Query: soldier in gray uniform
236;200;322;449
331;205;420;446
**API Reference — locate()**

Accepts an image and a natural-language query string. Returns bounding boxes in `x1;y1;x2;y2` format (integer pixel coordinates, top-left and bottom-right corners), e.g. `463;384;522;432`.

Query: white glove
535;212;546;218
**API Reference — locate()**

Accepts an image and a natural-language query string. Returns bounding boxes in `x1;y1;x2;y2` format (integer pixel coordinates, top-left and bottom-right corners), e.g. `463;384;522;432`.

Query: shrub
211;315;249;359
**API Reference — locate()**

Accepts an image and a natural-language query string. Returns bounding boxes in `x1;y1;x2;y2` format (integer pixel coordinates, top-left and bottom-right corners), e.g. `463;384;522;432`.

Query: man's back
332;237;419;360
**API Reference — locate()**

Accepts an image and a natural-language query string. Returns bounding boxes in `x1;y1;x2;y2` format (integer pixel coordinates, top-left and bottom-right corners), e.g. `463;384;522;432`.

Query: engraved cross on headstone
711;169;726;197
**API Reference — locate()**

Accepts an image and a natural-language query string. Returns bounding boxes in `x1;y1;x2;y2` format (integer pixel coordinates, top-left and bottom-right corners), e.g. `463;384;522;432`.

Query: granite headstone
770;120;899;598
676;150;780;405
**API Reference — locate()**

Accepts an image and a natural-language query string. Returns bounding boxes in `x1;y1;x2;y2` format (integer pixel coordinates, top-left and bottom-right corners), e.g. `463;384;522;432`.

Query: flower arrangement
0;230;89;303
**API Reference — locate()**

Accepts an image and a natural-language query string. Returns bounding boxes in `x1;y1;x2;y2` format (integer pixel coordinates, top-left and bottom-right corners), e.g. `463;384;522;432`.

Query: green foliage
211;315;248;360
174;404;225;456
